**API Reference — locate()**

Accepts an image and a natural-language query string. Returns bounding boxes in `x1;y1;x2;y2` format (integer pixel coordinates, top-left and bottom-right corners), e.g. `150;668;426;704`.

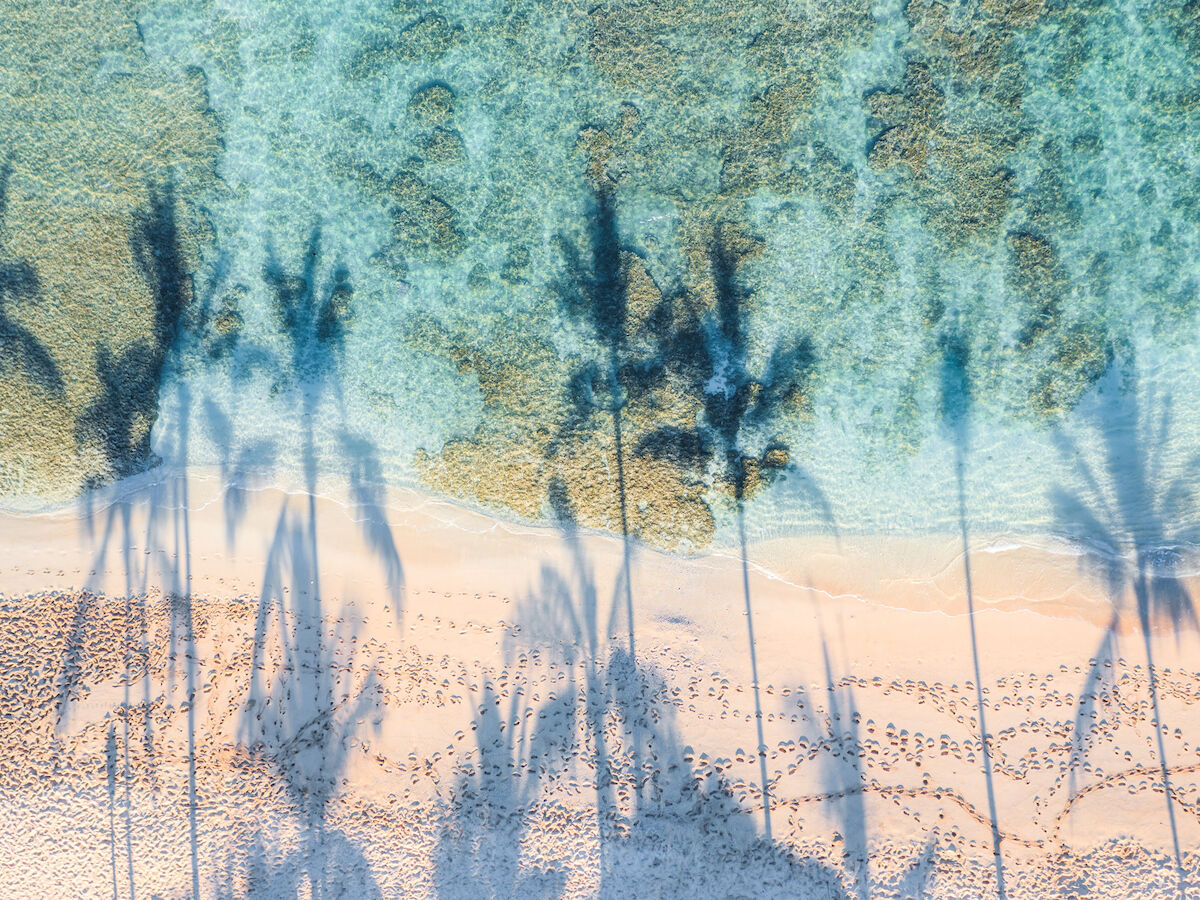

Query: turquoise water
12;0;1200;549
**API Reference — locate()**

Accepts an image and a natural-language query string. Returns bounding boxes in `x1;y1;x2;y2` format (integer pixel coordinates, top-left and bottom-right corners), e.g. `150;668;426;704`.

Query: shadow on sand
432;477;850;899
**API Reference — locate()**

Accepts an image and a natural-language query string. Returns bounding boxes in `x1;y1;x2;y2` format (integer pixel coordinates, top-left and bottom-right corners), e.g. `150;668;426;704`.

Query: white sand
0;467;1197;898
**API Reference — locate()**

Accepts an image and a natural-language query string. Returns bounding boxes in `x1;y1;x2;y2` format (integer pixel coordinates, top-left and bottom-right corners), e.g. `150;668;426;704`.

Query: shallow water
3;0;1200;554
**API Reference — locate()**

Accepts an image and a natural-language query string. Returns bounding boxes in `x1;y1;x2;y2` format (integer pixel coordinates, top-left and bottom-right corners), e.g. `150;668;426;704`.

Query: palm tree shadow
1048;355;1196;898
56;180;199;900
547;186;832;847
232;230;383;898
454;477;850;898
548;182;651;665
652;222;828;842
74;180;190;483
0;155;63;394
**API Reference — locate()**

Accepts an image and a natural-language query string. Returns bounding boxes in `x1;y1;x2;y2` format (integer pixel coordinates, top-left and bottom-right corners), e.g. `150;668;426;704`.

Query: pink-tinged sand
0;468;1196;898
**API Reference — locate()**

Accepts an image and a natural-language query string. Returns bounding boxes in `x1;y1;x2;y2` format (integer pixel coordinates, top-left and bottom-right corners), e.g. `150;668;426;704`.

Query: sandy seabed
1;468;1197;899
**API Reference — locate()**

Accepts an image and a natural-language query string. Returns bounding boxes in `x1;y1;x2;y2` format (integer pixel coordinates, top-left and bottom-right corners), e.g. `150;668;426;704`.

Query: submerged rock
0;0;221;502
408;82;456;127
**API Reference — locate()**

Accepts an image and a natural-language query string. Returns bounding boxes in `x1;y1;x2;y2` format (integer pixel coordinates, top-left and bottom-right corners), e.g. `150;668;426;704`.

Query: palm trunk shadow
956;449;1007;900
609;400;644;816
736;491;772;840
106;722;119;900
942;321;1006;898
1136;571;1188;896
171;404;201;900
610;402;635;662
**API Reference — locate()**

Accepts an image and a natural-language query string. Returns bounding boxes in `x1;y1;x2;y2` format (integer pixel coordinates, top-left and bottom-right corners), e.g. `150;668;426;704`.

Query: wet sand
0;468;1197;898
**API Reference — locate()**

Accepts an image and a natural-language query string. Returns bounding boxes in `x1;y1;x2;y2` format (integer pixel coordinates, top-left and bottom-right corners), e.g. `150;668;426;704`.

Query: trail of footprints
1;590;1198;894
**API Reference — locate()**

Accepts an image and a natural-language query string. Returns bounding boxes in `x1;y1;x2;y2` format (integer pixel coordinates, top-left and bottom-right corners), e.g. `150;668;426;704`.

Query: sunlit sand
1;470;1195;898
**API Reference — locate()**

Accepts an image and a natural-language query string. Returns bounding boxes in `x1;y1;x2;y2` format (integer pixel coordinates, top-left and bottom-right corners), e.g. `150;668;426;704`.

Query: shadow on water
550;182;646;664
939;318;1008;900
75;181;190;482
1048;353;1196;899
434;476;850;899
0;155;63;394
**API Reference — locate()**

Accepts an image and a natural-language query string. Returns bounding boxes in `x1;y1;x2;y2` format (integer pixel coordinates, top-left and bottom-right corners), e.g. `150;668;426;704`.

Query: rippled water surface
2;0;1199;550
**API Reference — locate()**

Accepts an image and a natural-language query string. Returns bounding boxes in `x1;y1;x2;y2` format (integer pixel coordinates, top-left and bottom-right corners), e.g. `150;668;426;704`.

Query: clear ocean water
4;0;1199;552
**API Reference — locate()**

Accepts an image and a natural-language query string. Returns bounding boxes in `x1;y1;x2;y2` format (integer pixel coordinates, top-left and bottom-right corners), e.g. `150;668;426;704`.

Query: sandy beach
0;468;1196;898
2;0;1198;896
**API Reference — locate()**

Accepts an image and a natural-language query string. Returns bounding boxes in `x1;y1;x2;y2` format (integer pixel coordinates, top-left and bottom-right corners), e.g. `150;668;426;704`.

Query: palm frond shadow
339;431;406;621
792;637;949;900
0;155;63;394
264;227;352;401
631;223;825;510
433;676;572;900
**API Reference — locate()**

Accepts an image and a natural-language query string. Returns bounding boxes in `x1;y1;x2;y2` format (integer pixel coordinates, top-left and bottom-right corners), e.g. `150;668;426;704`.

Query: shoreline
0;463;1173;628
1;466;1197;896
